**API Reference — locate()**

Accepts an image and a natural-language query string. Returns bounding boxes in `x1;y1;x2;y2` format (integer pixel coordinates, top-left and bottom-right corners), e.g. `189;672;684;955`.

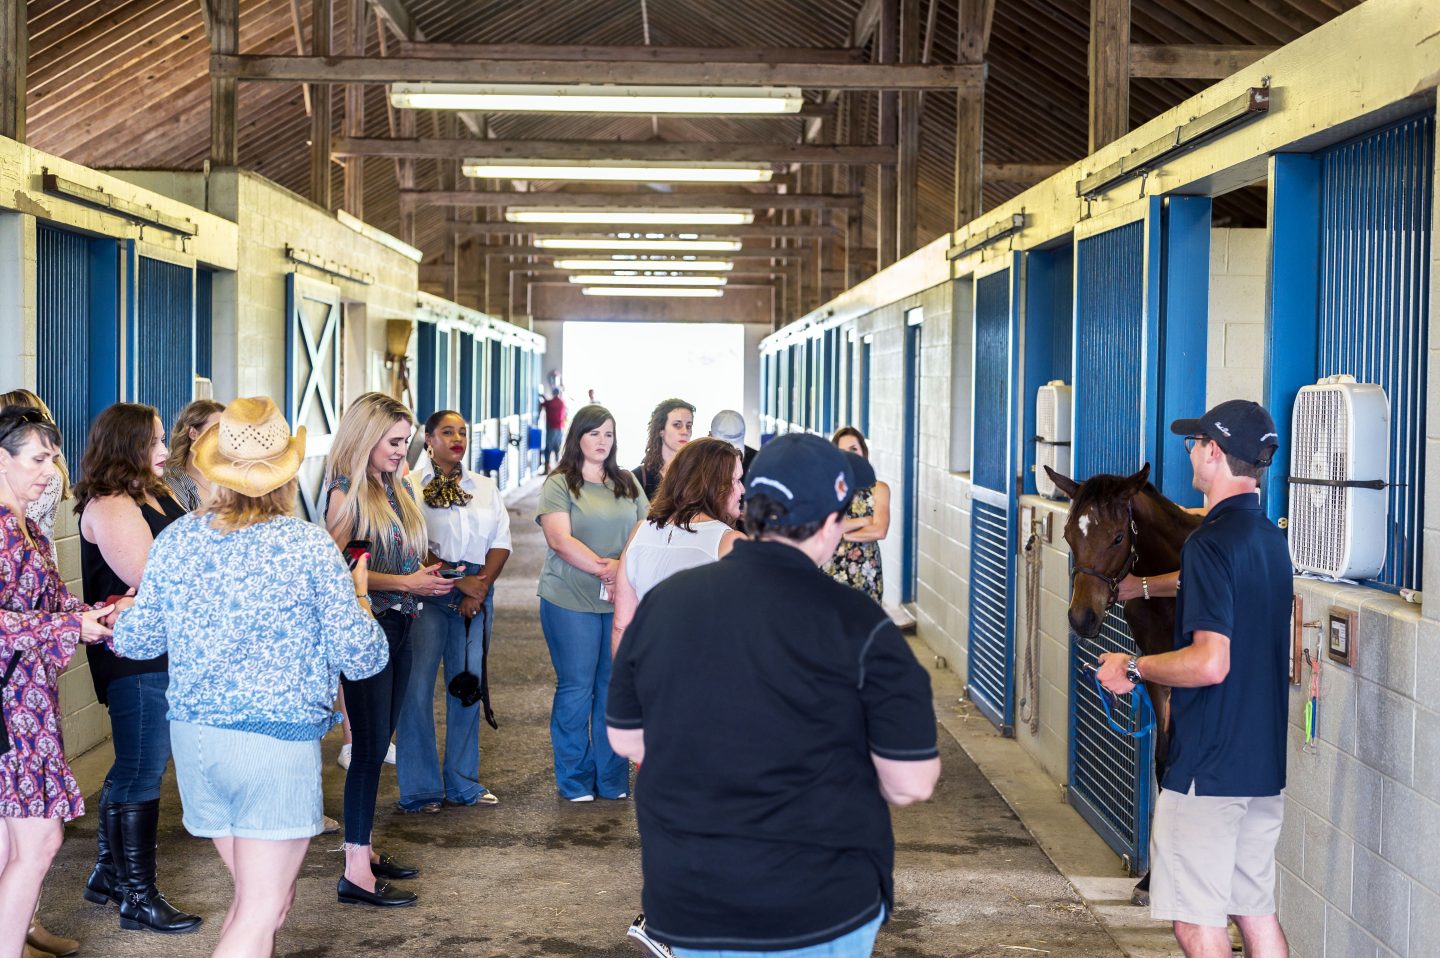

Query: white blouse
623;518;732;603
412;455;513;565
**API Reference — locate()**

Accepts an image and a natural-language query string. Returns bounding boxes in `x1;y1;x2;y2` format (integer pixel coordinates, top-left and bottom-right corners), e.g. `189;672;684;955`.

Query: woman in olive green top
537;404;648;801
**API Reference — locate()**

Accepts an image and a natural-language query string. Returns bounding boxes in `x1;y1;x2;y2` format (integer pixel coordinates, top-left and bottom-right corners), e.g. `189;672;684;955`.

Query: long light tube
570;274;727;286
463;160;773;183
552;258;734;271
506;208;754;226
389;83;803;115
582;287;723;298
535;237;742;252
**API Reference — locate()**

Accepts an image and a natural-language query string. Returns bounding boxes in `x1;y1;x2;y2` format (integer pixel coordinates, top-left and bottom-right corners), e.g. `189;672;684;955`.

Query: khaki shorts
1150;784;1284;928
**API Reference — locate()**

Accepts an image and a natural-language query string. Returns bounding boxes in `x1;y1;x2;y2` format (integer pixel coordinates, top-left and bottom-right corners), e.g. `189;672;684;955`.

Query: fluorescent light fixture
582;286;724;298
389;83;803;115
571;274;727;286
506;208;754;226
463;160;773;183
535;237;743;252
337;209;424;263
552;258;734;271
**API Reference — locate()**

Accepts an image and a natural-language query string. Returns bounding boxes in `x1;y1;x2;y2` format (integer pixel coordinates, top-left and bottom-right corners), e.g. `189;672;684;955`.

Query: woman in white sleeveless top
611;437;744;655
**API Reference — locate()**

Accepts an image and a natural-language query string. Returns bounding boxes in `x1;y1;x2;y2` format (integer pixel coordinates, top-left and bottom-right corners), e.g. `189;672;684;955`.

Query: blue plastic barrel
527;427;543;450
479;447;506;474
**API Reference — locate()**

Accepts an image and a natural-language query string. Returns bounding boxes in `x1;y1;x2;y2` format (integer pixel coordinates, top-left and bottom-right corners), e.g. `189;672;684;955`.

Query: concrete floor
41;483;1126;958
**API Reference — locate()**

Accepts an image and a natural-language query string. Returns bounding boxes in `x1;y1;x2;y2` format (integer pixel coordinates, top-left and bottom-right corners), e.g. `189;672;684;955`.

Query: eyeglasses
1182;435;1211;453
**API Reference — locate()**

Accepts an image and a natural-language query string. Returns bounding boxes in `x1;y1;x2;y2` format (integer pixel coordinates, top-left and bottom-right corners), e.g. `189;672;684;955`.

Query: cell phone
437;567;466;580
343;539;372;570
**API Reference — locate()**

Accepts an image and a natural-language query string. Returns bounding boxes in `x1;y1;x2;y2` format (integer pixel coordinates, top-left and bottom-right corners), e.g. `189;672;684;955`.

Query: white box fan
1034;381;1073;500
1288;375;1389;580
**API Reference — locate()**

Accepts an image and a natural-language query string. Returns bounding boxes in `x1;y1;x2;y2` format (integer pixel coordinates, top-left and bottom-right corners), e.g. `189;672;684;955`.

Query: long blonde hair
323;392;427;562
0;388;70;498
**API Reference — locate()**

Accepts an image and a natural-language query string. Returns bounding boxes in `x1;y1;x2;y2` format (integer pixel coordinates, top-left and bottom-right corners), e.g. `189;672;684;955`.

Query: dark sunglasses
0;409;54;444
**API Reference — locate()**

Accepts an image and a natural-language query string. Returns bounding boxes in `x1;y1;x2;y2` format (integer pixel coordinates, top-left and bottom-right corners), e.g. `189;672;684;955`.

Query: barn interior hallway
41;482;1129;958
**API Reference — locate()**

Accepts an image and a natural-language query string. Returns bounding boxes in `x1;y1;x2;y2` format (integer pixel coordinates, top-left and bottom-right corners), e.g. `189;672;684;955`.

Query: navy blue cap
1170;399;1279;466
745;433;877;524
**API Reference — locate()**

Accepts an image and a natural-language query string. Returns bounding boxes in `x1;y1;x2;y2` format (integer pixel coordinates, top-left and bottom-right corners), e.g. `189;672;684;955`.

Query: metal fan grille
1288;388;1350;575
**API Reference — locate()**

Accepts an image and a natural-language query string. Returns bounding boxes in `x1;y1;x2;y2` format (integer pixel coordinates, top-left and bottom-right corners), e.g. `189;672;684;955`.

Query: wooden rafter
401;190;864;210
448;221;842;239
210;54;982;90
1129;43;1278;79
331;137;899;165
1088;0;1131;153
396;41;866;64
206;0;237;164
1;0;26;141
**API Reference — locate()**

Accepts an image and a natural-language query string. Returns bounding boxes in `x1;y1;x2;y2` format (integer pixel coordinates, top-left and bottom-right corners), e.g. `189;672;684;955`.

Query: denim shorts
171;721;324;841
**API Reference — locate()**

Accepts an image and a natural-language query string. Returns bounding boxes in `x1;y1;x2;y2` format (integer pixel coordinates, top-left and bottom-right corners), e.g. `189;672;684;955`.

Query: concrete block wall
1206;227;1268;408
1012;496;1075;782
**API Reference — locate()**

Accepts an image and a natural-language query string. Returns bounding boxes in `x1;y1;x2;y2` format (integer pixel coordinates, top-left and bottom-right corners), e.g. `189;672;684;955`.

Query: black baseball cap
745;433;877;524
1170;399;1280;466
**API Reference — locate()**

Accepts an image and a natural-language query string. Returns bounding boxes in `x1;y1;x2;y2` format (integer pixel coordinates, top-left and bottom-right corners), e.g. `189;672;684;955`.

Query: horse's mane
1071;474;1196;526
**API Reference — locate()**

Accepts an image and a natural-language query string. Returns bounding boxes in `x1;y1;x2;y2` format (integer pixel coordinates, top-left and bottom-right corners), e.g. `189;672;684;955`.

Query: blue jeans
672;912;883;958
538;598;627;799
341;609;413;845
105;672;173;803
396;593;494;808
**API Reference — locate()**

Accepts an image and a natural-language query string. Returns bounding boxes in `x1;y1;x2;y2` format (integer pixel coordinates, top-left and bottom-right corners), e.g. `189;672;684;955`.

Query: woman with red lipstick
631;399;694;499
324;392;451;907
74;403;202;934
396;410;511;813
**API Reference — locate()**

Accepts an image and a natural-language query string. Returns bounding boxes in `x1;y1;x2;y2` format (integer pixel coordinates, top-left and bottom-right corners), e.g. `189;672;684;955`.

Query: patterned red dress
0;503;87;820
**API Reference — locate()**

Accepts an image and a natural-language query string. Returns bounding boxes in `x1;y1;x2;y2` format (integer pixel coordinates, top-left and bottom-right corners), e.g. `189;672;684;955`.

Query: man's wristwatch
1125;657;1144;684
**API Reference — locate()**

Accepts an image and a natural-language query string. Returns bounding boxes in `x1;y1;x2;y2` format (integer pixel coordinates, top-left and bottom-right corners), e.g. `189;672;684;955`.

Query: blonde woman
323;392;449;907
0;389;70;559
162;399;225;511
110;398;387;957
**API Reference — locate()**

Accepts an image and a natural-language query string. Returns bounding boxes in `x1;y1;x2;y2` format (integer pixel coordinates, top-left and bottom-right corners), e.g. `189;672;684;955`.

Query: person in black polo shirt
1097;399;1291;958
607;432;941;958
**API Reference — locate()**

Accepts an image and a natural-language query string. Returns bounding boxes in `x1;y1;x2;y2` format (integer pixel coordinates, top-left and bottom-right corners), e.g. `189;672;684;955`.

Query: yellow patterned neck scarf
423;465;472;509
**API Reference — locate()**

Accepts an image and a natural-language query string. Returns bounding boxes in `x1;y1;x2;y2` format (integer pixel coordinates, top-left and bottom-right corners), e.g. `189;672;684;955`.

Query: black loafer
337;876;417;907
371;852;419;880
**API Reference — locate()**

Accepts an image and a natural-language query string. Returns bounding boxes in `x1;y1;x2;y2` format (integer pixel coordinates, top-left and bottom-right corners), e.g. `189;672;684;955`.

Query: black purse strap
463;603;497;730
1;649;20;687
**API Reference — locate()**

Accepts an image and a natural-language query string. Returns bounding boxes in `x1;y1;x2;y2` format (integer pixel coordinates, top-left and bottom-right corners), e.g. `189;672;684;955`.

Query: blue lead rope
1085;666;1156;739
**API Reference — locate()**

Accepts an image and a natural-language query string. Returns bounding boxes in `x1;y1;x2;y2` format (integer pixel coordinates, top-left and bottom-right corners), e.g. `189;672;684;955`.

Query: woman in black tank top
73;404;201;935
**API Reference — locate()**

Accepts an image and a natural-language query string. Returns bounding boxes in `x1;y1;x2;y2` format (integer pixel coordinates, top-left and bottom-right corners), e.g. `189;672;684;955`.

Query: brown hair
166;399;226;473
831;426;869;459
640;397;695;479
0;389;70;498
73;403;170;513
205;478;298;533
647;437;740;532
556;404;641;500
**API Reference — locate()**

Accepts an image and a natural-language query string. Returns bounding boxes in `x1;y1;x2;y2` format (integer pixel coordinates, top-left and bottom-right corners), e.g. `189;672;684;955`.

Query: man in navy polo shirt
1097;399;1292;958
607;433;941;958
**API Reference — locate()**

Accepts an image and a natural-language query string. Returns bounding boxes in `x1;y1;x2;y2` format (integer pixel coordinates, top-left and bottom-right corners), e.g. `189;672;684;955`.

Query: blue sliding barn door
1068;216;1155;875
286;274;343;522
134;256;195;434
966;262;1020;733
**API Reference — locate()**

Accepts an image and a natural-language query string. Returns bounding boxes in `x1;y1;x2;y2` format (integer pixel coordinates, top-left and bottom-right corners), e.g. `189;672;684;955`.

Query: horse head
1043;463;1152;639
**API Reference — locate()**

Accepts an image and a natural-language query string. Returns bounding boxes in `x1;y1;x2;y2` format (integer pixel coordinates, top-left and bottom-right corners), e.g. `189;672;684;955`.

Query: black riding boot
111;800;203;934
82;780;119;906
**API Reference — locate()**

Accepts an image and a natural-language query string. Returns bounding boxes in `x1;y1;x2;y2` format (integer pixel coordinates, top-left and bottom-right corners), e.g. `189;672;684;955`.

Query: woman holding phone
537;404;647;802
324;392;450;907
74;403;202;935
396;410;512;814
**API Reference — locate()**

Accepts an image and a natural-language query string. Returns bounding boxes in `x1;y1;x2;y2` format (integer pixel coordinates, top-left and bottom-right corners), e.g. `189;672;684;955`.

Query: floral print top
0;504;88;820
325;474;422;617
823;486;884;604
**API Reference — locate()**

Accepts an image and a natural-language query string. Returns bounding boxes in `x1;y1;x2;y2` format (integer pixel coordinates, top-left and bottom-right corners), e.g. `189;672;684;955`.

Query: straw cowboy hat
192;397;306;497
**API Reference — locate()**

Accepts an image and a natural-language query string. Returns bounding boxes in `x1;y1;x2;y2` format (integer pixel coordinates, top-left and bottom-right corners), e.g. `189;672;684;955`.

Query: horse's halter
1071;496;1139;612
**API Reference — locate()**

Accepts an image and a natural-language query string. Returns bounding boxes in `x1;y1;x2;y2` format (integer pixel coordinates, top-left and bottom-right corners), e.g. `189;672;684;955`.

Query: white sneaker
627;914;675;958
567;794;595;803
384;742;397;765
337;743;352;770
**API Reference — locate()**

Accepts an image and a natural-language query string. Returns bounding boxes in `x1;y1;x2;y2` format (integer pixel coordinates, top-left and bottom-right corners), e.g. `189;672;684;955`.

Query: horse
1042;463;1201;905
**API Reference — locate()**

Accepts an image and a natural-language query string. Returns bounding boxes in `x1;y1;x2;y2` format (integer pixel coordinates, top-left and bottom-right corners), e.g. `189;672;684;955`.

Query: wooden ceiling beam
332;136;898;165
449;221;841;239
208;0;237;164
211;54;983;90
1;0;25;141
1129;43;1278;79
1088;0;1131;153
396;41;865;64
465;245;815;261
402;190;864;210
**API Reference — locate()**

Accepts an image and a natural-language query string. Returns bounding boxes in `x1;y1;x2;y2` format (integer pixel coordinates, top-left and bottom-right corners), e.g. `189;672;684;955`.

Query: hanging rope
1018;524;1043;735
